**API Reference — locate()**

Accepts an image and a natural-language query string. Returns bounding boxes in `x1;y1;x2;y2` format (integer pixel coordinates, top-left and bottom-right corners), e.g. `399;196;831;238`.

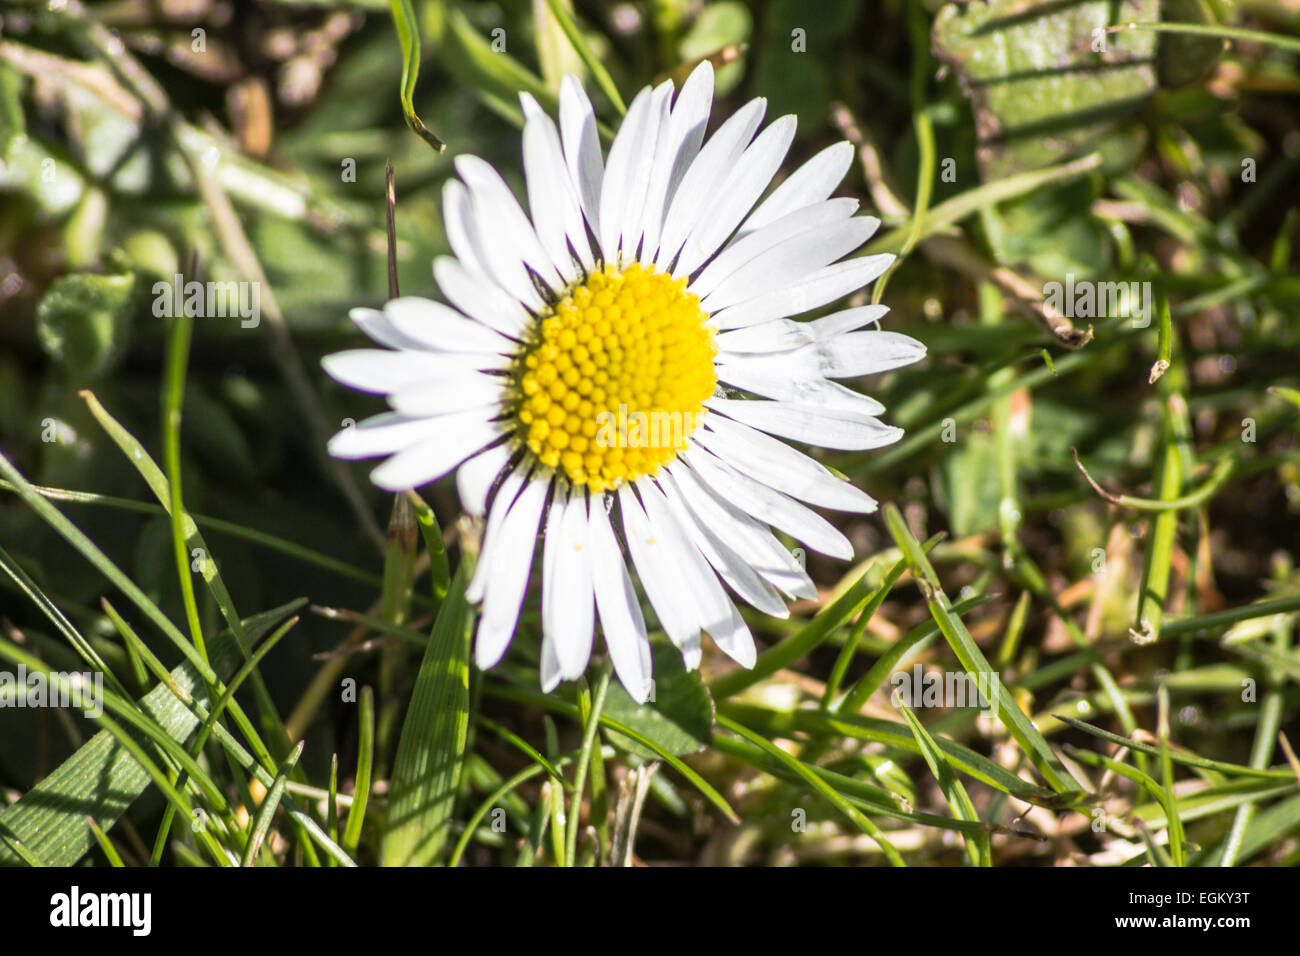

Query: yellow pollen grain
511;263;715;493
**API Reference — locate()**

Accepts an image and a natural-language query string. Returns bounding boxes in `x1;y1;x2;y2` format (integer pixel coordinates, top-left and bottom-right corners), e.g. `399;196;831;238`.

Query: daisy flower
323;62;925;702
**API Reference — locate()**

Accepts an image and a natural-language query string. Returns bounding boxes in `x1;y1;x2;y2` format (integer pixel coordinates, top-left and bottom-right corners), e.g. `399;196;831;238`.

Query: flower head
324;63;925;701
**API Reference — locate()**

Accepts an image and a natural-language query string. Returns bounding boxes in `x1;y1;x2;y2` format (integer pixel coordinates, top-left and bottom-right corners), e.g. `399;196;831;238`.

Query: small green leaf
679;2;752;93
35;273;135;377
604;642;714;758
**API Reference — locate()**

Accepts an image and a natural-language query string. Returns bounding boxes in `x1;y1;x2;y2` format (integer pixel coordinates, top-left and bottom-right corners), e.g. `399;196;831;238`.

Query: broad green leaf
604;642;714;758
932;0;1158;180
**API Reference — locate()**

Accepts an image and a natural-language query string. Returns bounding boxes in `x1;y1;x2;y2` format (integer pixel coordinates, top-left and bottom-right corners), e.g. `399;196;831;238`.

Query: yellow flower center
511;263;716;493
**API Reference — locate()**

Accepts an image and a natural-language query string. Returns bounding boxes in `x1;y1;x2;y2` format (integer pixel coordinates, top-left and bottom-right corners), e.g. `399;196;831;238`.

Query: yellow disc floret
511;263;715;493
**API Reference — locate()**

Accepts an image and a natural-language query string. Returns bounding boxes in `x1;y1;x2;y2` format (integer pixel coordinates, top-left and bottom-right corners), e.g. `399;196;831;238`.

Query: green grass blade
712;547;936;700
882;503;1082;795
342;686;375;857
716;714;906;866
0;478;386;591
161;310;209;667
242;741;304;867
1156;686;1186;866
899;705;990;866
1108;20;1300;55
834;592;991;714
540;0;625;113
485;681;741;824
381;564;473;865
389;0;446;151
85;816;126;867
80;391;292;753
0;602;299;866
565;663;612;866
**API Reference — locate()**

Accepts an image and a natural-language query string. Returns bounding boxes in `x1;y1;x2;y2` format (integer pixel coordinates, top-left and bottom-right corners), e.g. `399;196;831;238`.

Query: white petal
540;626;563;692
636;481;754;668
349;307;428;352
456;155;562;308
539;493;564;691
474;474;549;670
706;397;901;451
588;494;653;702
666;461;816;600
457;442;511;518
672;115;797;279
720;330;923;384
657;470;788;617
690;199;859;300
598;85;667;264
559;75;604;237
713;303;888;353
442;179;489;277
682;445;853;560
737;141;854;237
778;329;927;379
467;464;529;604
711;601;756;668
710;255;895;329
388;373;505;417
542;490;595;683
368;411;502;491
699;217;881;313
654;98;767;270
521;93;595;278
617;484;701;668
434;257;531;339
328;412;447;459
384;297;517;356
639;61;714;263
695;414;877;512
322;349;464;395
715;358;884;415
